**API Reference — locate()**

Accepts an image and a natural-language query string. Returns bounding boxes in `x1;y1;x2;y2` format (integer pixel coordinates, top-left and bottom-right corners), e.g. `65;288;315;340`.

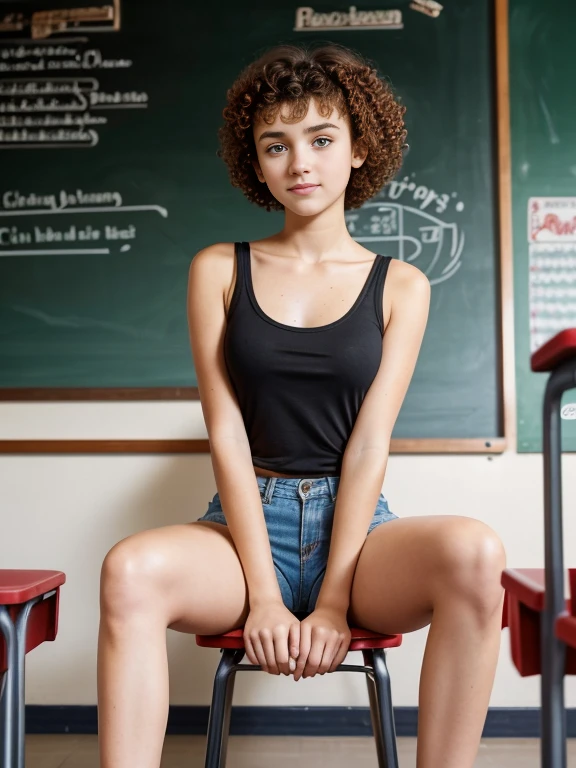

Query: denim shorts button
301;481;312;493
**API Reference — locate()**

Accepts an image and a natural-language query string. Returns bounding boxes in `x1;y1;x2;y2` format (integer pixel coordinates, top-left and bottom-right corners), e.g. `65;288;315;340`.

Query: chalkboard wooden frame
0;0;515;455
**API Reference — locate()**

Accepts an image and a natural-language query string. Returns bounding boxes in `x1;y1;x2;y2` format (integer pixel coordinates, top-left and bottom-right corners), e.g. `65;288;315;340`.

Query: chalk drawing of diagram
346;202;465;286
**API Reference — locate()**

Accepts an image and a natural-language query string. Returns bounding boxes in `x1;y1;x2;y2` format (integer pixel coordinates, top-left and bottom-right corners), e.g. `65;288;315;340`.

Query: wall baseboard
26;706;576;738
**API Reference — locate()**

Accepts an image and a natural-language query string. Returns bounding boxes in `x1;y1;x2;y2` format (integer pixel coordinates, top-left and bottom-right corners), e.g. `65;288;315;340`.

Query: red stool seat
196;625;403;651
556;569;576;650
556;615;576;649
0;569;66;768
502;568;576;676
531;328;576;372
0;570;66;674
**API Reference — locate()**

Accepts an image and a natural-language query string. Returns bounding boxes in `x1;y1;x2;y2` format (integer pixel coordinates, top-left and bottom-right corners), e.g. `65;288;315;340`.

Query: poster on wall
528;197;576;354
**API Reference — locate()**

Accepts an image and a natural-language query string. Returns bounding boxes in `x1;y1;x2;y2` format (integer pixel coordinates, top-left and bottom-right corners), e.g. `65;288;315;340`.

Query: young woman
97;43;506;768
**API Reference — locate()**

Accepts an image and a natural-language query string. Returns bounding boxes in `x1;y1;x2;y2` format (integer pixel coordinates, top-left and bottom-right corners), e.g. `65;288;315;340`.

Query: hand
293;606;351;681
243;600;301;676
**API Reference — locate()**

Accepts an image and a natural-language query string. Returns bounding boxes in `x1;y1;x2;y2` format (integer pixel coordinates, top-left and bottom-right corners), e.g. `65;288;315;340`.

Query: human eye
265;137;332;154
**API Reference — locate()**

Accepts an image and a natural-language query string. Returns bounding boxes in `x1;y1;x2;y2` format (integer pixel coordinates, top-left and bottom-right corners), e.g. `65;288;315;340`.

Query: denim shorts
196;475;398;616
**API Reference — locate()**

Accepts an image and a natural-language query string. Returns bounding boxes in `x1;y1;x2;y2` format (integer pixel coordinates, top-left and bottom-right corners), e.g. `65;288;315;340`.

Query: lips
288;184;321;197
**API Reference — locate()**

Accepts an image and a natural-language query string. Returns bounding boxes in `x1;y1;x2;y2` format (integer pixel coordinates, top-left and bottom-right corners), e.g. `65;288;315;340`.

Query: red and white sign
529;197;576;242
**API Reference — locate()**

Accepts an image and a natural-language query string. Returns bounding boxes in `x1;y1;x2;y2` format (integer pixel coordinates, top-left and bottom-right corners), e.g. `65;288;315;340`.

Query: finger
249;634;269;671
328;639;348;673
260;629;280;675
272;628;291;676
293;623;311;681
302;627;329;678
243;634;258;667
318;638;340;675
288;620;301;663
302;638;326;679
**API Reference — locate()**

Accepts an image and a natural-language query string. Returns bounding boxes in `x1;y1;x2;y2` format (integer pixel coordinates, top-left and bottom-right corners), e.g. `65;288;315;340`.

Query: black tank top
224;241;392;477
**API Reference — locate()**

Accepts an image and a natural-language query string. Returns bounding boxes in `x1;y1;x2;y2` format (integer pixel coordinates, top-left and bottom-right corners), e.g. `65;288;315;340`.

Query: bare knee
435;517;507;616
100;535;166;621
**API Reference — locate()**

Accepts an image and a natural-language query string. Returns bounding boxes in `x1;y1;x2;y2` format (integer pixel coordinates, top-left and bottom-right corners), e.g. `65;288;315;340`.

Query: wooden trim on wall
495;0;517;451
0;438;506;455
0;388;200;401
0;0;514;456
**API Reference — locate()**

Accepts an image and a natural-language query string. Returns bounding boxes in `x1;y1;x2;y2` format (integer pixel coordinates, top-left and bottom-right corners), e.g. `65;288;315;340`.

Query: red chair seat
556;615;576;649
530;328;576;372
0;569;66;674
555;570;576;650
0;570;65;605
502;568;576;676
502;568;545;612
197;626;403;651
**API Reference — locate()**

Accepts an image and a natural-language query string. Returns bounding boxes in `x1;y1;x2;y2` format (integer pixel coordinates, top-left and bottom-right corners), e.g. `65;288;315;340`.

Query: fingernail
289;657;296;672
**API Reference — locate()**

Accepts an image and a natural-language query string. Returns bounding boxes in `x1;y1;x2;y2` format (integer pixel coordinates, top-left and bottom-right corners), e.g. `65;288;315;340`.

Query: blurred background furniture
0;570;66;768
502;328;576;767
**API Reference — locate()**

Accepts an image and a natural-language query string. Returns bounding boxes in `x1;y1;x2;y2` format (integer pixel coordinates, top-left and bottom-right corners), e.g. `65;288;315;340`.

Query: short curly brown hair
217;43;407;212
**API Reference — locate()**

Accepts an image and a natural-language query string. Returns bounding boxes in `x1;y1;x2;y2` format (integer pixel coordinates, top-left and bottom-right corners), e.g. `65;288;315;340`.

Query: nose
288;146;312;176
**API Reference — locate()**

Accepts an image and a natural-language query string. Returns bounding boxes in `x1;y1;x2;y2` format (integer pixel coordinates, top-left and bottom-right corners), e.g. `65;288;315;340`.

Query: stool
197;624;403;768
501;568;576;677
0;570;66;768
501;327;576;767
556;568;576;652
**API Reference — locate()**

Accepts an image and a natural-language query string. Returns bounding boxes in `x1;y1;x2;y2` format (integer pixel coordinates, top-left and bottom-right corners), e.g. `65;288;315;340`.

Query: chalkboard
510;0;576;452
0;0;504;445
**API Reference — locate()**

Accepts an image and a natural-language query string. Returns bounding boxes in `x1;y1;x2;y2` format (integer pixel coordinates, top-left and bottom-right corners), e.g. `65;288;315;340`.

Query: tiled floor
25;733;576;767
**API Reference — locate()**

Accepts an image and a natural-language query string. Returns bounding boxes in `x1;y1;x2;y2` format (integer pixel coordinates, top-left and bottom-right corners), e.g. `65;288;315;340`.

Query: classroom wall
1;401;575;708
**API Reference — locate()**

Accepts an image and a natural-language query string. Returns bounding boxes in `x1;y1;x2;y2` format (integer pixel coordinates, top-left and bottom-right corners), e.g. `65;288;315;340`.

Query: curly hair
217;43;407;212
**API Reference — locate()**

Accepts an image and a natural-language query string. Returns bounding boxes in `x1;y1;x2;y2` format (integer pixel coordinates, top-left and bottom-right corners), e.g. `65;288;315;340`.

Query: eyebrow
257;122;340;142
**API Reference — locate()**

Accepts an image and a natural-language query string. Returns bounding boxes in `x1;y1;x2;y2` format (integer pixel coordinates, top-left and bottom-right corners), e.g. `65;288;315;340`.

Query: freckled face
251;97;366;214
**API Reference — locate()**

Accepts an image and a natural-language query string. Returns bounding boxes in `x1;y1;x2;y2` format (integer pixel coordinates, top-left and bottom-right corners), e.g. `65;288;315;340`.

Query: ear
251;158;266;183
351;140;368;169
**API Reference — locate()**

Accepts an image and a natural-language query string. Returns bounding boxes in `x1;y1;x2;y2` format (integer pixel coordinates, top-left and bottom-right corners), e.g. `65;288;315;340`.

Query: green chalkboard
510;0;576;452
0;0;503;443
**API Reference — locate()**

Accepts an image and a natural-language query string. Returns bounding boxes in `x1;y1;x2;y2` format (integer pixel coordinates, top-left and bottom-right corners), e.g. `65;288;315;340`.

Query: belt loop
327;477;338;503
264;477;277;504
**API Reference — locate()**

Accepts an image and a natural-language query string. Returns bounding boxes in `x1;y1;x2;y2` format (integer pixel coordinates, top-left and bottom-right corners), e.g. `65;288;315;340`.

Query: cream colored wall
1;401;575;707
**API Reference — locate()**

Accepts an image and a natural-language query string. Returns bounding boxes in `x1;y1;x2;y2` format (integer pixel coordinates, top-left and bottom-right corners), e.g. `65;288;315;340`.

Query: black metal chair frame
203;645;399;768
540;355;576;768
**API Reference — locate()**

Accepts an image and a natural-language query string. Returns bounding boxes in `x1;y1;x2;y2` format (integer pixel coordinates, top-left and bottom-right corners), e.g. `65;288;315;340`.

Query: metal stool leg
362;649;387;767
13;597;41;768
0;606;17;768
540;364;574;768
371;649;399;768
204;649;244;768
0;672;6;755
219;650;243;768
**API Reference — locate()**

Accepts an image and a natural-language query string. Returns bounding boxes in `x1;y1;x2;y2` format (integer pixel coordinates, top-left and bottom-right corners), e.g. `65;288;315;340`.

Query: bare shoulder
189;242;237;311
387;256;431;301
189;241;235;276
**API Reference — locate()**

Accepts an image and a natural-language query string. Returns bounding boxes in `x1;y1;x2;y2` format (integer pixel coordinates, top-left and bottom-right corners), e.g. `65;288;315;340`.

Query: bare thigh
348;515;506;634
100;520;250;636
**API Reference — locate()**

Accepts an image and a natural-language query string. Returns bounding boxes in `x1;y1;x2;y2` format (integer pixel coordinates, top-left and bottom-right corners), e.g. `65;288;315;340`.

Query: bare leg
97;521;250;768
348;514;507;768
416;584;504;767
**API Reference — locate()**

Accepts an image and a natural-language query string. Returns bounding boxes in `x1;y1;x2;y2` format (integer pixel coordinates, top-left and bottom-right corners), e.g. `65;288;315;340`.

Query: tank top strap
227;241;250;319
371;255;392;334
236;241;250;283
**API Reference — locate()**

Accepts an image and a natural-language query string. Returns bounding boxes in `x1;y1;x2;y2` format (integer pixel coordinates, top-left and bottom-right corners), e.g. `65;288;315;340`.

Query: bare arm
187;244;283;608
315;261;431;612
